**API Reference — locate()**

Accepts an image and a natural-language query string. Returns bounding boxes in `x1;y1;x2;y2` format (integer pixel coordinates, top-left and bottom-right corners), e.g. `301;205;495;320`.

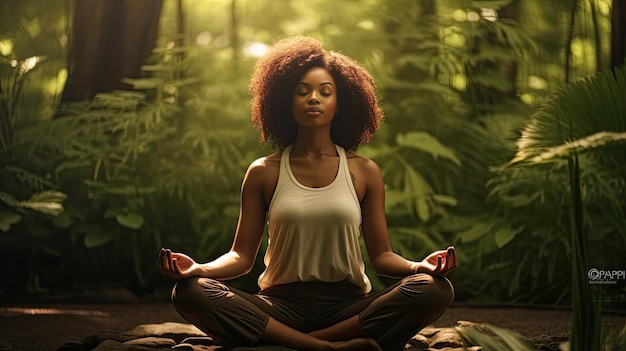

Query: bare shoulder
244;151;281;206
246;151;280;176
346;152;383;201
346;151;382;177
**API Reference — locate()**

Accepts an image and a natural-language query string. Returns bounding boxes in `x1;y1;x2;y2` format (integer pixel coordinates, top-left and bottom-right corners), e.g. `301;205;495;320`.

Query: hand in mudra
418;246;458;277
158;248;201;279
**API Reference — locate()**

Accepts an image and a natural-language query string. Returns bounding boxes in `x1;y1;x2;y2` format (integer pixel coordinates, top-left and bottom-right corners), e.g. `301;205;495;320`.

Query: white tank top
258;144;371;293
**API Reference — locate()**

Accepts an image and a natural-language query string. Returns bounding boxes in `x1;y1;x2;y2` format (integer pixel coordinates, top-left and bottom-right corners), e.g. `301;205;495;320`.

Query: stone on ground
54;320;563;351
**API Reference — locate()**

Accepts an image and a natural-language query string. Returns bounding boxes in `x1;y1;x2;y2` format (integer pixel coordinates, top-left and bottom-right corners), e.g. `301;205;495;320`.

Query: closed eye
296;87;310;96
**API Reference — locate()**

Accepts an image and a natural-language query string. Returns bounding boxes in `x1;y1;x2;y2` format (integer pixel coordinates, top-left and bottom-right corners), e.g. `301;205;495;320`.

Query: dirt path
0;301;624;351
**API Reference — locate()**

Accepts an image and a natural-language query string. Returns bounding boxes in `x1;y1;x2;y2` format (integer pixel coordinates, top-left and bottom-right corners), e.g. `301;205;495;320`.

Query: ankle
327;338;382;351
319;340;336;351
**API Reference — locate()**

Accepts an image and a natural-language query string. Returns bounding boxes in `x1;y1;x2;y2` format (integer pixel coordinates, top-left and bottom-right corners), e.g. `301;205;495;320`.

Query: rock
175;336;219;347
231;346;297;350
92;339;153;351
172;345;223;351
124;336;176;348
418;327;445;338
406;333;430;350
172;336;224;350
126;322;205;338
429;328;464;348
54;321;563;351
79;329;136;344
455;321;489;334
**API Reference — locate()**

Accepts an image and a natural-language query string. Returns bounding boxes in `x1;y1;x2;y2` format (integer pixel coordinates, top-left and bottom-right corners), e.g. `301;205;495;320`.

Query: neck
291;128;336;157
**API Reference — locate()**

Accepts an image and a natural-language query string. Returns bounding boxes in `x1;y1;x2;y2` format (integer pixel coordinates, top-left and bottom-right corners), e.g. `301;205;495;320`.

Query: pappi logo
588;268;625;284
587;256;626;302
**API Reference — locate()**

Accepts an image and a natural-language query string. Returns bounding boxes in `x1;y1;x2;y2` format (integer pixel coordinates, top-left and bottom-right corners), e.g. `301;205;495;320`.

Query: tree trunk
467;2;519;116
611;0;625;68
61;0;163;103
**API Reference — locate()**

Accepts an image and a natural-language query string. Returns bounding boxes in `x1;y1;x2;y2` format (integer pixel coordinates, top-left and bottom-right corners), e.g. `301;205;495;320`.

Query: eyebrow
297;82;334;87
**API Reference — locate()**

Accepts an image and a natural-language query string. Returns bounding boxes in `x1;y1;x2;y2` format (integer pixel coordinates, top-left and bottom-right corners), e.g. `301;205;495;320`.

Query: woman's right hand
158;248;202;280
416;246;458;277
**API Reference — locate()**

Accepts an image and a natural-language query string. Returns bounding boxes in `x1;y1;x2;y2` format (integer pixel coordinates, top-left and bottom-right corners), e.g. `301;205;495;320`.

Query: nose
308;92;320;104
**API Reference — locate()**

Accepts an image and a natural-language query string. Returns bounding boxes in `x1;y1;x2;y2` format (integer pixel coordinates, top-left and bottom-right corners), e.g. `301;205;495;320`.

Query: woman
158;36;458;351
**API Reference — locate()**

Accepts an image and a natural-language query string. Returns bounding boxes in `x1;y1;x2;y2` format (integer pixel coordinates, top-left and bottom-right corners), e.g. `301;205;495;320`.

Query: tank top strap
279;145;292;180
336;145;347;172
335;145;360;205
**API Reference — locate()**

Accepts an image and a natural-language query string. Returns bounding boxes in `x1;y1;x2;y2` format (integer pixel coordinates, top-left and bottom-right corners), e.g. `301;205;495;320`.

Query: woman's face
292;66;338;128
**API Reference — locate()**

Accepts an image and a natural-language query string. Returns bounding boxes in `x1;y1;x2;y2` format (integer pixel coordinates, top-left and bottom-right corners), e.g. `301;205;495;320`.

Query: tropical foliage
495;65;626;351
0;0;623;324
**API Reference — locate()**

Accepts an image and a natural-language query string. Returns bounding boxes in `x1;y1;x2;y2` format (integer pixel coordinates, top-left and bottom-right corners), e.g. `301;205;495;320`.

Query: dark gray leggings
171;274;454;350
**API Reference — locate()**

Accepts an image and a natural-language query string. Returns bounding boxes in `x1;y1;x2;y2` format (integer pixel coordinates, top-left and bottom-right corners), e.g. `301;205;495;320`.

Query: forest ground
0;300;581;351
0;290;624;351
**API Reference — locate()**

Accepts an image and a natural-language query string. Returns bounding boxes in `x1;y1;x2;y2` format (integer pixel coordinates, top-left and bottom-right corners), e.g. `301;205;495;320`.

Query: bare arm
358;158;458;278
159;159;269;280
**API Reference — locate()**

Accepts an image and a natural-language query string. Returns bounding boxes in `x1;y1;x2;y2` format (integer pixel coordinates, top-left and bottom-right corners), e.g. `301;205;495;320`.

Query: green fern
499;66;626;351
504;66;626;167
455;323;537;351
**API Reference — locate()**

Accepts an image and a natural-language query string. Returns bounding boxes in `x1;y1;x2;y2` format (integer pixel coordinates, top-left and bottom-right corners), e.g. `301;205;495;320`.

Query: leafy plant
41;43;258;294
355;0;539;300
2;0;619;304
0;190;65;230
455;323;537;351
0;33;260;295
0;50;70;293
607;325;626;351
498;65;626;351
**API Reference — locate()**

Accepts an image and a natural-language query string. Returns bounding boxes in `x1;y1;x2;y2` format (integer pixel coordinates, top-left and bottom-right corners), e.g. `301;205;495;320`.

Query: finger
450;247;458;266
157;249;164;268
158;248;169;271
443;253;451;271
439;252;450;273
172;258;181;276
445;246;454;256
447;248;459;270
166;249;175;271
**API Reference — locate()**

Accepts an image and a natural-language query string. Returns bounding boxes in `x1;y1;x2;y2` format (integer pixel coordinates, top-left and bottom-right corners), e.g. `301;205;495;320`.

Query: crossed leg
172;274;453;351
261;317;380;351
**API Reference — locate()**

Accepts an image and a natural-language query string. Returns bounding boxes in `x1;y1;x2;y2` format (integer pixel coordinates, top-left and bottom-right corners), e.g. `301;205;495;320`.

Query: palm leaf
502;66;626;168
512;131;626;164
455;323;536;351
497;66;626;351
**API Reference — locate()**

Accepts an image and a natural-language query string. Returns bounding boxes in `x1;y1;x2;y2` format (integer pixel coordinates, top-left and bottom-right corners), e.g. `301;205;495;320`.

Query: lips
305;107;323;114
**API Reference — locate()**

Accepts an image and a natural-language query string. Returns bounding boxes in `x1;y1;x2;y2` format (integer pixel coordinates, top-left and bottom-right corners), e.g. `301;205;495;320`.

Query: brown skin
158;67;458;351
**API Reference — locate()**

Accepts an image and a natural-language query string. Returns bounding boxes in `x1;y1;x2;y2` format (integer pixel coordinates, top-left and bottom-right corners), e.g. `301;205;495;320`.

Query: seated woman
158;35;458;351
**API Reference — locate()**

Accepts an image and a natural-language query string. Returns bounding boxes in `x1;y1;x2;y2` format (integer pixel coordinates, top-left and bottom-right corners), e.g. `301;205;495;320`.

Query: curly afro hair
249;36;383;151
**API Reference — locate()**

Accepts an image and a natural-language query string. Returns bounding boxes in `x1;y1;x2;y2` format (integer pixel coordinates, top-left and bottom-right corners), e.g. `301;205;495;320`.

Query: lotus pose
158;36;458;351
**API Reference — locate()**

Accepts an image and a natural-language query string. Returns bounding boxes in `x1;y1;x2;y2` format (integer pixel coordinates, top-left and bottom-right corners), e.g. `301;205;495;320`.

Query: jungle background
1;0;625;312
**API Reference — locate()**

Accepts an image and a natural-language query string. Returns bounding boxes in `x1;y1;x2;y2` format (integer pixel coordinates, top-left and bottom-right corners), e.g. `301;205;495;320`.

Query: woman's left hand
416;246;458;277
158;248;202;280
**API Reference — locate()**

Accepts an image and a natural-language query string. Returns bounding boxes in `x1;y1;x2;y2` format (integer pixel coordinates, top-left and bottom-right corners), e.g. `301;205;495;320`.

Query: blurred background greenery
0;0;624;313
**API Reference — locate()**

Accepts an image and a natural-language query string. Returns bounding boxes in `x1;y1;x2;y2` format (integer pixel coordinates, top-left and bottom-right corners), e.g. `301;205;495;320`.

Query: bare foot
332;338;381;351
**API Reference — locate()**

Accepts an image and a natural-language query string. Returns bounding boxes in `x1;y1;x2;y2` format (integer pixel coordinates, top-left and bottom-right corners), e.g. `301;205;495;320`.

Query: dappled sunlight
480;8;498;22
2;2;623;344
0;39;13;56
0;306;109;318
243;42;269;58
195;31;212;46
